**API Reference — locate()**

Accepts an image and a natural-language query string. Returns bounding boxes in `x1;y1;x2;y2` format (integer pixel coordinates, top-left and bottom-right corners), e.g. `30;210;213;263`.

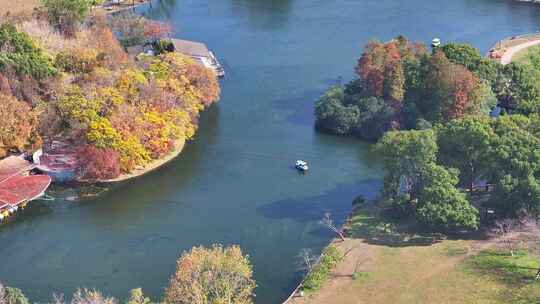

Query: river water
2;0;540;303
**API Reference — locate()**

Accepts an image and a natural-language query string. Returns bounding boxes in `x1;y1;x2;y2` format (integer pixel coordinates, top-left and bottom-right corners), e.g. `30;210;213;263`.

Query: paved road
500;39;540;64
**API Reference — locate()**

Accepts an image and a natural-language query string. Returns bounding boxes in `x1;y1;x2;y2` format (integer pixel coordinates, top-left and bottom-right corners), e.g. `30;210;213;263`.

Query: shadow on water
273;89;321;126
258;179;381;224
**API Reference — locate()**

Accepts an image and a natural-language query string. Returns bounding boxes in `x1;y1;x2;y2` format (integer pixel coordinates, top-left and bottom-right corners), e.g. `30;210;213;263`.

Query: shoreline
99;138;185;183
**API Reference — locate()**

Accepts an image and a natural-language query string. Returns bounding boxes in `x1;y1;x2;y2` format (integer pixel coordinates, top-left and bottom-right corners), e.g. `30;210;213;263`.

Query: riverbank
102;138;185;183
286;205;540;304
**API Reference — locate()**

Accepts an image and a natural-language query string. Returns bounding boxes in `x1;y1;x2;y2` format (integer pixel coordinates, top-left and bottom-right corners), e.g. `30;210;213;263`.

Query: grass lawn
288;206;540;304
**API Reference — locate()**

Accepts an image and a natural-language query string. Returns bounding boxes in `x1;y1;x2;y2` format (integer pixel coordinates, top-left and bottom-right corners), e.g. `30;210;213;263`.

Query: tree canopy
165;244;256;304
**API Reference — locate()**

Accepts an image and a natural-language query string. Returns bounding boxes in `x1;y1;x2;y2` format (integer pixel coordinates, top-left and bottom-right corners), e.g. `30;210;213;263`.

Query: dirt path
500;39;540;64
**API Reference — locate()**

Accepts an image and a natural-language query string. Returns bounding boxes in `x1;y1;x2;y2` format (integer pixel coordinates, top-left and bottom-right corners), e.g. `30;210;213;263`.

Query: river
2;0;540;303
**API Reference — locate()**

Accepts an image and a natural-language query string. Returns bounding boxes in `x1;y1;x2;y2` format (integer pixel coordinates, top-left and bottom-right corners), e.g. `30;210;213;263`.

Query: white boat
295;160;309;172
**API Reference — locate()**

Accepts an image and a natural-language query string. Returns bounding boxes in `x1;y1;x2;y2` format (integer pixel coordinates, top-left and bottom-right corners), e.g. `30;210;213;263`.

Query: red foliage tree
78;145;121;180
418;50;481;122
356;40;406;102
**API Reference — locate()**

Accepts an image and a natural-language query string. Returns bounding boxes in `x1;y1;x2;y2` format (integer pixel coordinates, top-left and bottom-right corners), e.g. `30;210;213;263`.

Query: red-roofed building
0;156;52;222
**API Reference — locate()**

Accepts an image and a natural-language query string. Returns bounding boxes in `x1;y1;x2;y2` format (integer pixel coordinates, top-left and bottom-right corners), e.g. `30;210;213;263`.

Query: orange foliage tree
0;94;41;157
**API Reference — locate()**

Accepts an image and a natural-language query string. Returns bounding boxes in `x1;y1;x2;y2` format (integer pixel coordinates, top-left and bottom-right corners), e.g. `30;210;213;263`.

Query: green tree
488;115;540;216
494;63;540;112
441;42;482;71
165;244;256;304
348;96;395;140
374;129;438;206
437;116;494;192
416;163;479;230
42;0;91;34
0;23;57;80
315;87;360;135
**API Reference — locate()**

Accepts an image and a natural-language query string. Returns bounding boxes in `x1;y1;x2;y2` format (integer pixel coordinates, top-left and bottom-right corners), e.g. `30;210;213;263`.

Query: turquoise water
2;0;540;303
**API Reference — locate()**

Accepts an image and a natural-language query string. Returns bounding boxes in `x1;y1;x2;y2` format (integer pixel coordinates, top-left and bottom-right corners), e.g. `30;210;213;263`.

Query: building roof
0;156;34;183
0;175;51;206
170;39;211;58
0;156;51;206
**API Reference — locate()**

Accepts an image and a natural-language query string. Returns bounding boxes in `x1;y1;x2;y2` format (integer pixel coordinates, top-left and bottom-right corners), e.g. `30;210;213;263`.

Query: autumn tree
411;50;483;122
165;244;256;304
356;40;409;102
0;94;42;158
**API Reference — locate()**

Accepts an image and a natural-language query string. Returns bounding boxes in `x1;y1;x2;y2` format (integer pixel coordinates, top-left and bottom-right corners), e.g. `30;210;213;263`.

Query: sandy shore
101;138;185;183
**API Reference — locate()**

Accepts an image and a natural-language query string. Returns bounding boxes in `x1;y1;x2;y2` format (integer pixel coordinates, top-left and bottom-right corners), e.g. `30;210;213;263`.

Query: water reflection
140;0;179;19
229;0;294;30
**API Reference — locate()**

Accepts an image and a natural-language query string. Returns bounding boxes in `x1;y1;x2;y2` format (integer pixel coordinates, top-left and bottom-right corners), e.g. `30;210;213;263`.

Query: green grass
512;44;540;65
302;245;343;292
465;249;539;284
463;249;540;303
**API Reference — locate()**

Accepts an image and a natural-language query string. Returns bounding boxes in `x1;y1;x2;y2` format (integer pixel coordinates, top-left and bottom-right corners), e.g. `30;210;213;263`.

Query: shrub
55;48;101;74
302;245;343;291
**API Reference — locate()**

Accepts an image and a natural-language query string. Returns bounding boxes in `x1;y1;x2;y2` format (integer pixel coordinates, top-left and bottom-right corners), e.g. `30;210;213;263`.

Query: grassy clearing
289;205;540;304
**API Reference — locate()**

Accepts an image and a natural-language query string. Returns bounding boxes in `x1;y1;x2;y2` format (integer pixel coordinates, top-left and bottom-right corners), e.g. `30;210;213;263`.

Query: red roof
0;157;51;206
0;156;34;183
0;175;51;205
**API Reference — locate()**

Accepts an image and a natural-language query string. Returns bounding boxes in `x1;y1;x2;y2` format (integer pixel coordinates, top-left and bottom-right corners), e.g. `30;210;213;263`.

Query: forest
315;36;540;230
0;0;220;181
